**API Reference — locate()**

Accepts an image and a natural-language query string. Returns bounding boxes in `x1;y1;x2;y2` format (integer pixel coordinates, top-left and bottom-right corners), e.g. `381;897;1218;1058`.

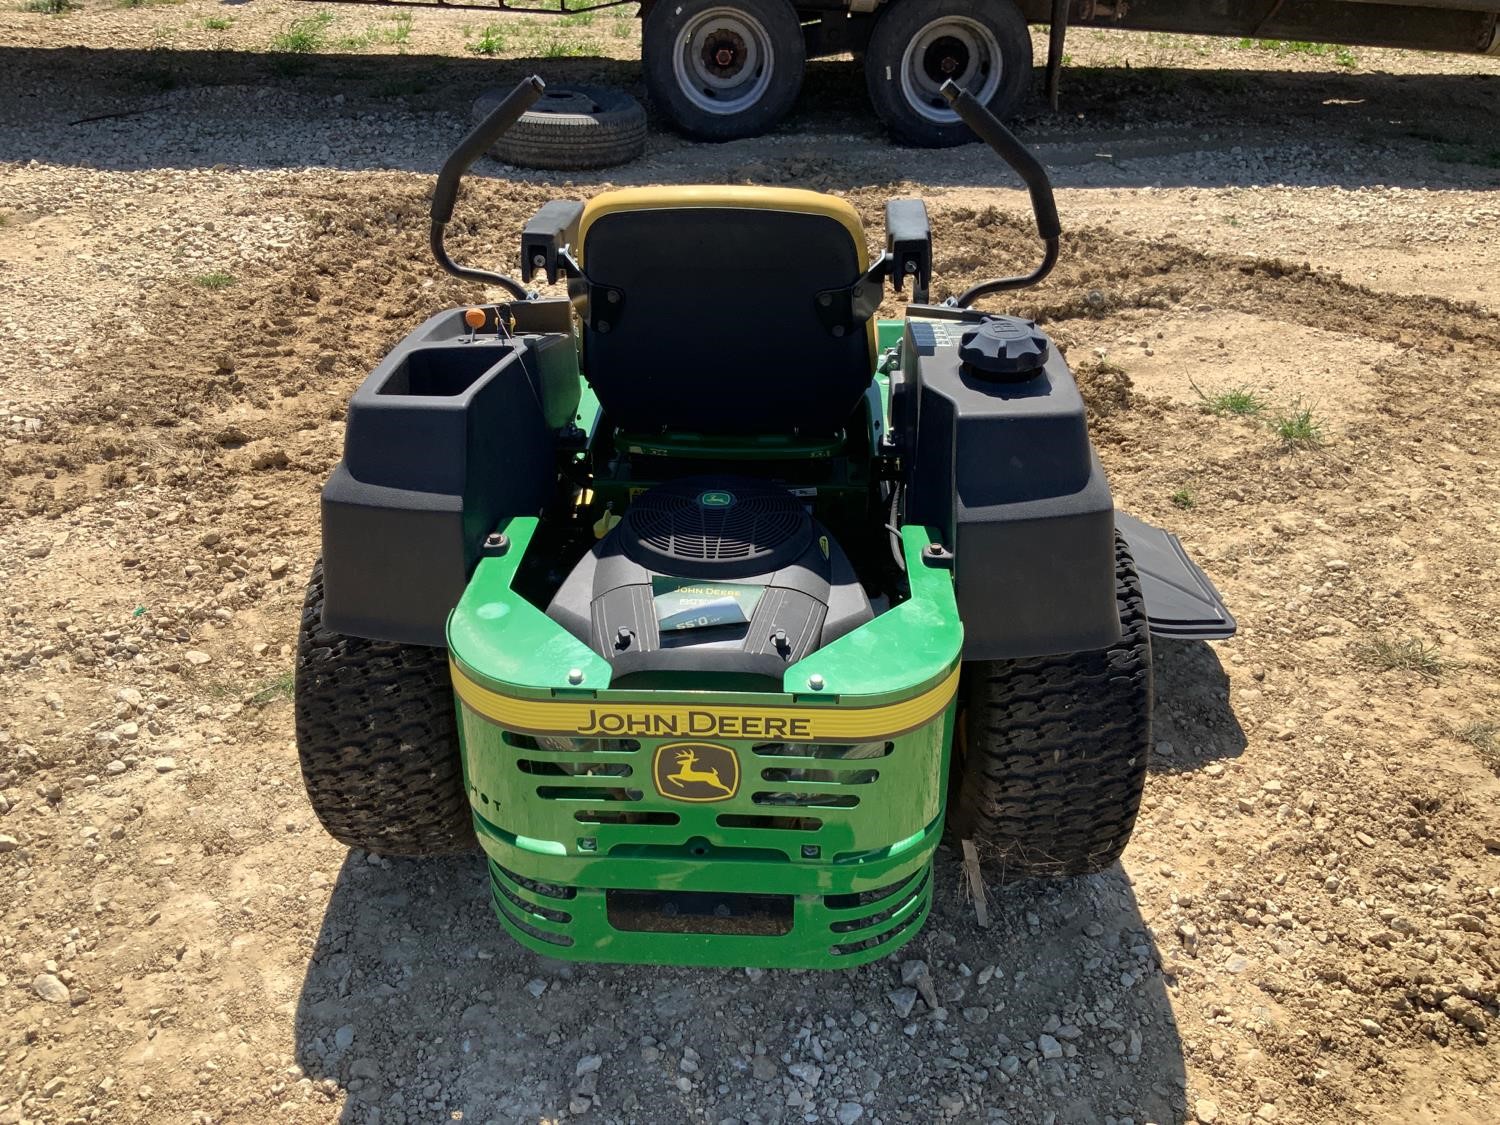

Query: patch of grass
248;670;295;706
559;9;594;27
1234;38;1343;58
1193;382;1266;417
468;24;506;56
22;0;78;12
611;16;632;39
1169;487;1196;510
116;0;183;8
337;12;412;50
201;15;231;30
1333;46;1358;69
192;272;236;290
542;40;589;58
1450;720;1497;756
1271;400;1324;449
1358;636;1448;679
271;11;334;54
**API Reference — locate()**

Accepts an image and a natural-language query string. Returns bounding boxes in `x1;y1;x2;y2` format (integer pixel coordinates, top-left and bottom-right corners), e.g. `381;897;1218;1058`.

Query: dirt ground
1;3;1498;1124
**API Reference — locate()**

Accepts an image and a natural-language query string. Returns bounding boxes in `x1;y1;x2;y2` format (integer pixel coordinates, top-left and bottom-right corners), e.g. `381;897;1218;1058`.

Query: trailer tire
950;533;1152;878
643;0;805;141
295;560;477;857
864;0;1033;147
473;84;646;170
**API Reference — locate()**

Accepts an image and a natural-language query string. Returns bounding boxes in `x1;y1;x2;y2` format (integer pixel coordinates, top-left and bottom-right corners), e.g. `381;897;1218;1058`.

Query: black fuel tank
895;311;1120;660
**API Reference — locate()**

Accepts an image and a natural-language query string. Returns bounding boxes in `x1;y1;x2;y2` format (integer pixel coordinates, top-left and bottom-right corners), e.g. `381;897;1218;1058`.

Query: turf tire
643;0;806;141
474;84;646;171
863;0;1033;148
950;532;1152;877
295;560;476;857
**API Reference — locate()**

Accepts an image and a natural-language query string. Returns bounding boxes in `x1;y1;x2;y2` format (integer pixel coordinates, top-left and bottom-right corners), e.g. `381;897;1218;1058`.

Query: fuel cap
958;316;1050;379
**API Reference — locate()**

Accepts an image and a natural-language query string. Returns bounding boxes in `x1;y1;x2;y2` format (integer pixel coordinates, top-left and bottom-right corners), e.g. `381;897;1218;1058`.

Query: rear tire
643;0;806;141
295;560;476;857
863;0;1033;148
950;533;1152;877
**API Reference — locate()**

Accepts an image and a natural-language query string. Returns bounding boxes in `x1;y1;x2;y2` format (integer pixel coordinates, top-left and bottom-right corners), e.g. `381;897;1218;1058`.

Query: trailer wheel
295;560;476;857
950;533;1152;878
643;0;805;141
473;84;646;171
864;0;1033;147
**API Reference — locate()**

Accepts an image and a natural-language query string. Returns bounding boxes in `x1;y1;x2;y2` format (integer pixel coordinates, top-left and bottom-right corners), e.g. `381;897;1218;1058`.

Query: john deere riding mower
294;77;1234;968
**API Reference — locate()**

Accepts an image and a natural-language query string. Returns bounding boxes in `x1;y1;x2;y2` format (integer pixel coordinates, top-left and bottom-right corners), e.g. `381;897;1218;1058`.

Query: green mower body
294;78;1236;970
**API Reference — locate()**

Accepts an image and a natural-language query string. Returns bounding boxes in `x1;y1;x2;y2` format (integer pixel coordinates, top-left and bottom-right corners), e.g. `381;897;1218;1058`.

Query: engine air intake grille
621;477;811;573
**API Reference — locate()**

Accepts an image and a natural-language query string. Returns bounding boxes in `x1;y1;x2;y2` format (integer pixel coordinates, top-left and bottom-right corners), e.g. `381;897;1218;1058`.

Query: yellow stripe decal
450;662;960;743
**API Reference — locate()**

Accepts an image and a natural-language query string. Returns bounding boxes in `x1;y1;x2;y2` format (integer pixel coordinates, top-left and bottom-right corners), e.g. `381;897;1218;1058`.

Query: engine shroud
547;478;872;682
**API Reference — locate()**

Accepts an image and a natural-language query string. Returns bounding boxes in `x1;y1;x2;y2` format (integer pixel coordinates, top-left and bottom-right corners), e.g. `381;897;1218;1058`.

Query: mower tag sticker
450;661;961;742
653;742;739;803
652;578;764;631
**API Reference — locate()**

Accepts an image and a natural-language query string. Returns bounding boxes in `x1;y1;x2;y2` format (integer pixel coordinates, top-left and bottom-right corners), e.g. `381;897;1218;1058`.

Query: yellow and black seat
527;187;886;437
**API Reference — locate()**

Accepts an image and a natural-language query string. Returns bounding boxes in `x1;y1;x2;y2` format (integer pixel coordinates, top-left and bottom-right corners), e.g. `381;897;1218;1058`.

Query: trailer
339;0;1500;142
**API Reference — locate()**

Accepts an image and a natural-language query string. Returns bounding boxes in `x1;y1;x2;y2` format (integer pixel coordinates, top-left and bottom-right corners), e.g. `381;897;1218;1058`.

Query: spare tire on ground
471;84;646;170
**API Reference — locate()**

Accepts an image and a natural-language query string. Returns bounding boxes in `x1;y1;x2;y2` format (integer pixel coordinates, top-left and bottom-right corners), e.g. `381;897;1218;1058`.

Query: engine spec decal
449;662;960;742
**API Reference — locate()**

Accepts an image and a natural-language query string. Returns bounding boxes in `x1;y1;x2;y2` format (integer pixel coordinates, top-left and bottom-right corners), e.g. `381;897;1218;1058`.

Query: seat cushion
578;190;877;436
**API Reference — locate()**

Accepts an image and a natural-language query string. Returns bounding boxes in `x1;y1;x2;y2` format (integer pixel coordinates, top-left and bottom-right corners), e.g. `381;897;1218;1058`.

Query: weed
611;16;632;39
338;12;412;50
1333;46;1357;69
271;11;334;54
468;24;506;56
192;272;236;290
1193;382;1266;417
1169;487;1196;510
1358;636;1448;679
542;40;587;58
201;15;231;30
248;670;295;706
1271;400;1323;449
117;0;183;8
22;0;78;12
1450;721;1498;773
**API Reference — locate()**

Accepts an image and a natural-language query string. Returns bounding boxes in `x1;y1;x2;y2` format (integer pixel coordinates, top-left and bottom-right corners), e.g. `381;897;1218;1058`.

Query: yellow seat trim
579;186;869;270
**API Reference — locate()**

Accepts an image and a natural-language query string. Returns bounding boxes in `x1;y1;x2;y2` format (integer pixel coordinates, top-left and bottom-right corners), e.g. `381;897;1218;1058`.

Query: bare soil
1;5;1498;1125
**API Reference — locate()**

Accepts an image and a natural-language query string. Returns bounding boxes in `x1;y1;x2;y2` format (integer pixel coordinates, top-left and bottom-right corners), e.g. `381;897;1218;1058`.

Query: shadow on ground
295;847;1187;1123
1;47;1496;190
290;638;1236;1120
1149;638;1248;775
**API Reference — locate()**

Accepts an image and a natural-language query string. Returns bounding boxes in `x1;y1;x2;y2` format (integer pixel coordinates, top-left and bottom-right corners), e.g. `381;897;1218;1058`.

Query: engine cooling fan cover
619;477;813;577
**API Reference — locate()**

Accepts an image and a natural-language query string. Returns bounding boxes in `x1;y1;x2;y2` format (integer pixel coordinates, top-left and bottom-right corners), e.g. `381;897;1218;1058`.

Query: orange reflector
464;308;487;330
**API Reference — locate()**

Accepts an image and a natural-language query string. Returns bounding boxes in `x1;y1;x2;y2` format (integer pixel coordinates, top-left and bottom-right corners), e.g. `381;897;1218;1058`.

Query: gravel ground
1;5;1498;1125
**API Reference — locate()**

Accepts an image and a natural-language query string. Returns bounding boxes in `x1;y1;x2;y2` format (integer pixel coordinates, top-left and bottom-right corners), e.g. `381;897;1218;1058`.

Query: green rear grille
457;703;954;967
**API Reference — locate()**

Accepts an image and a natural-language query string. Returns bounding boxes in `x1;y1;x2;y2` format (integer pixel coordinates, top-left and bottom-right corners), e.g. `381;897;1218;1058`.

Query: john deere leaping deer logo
653;742;740;803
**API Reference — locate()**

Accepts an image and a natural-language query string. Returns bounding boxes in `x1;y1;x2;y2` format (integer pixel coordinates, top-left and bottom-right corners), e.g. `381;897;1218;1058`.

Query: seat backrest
577;187;877;436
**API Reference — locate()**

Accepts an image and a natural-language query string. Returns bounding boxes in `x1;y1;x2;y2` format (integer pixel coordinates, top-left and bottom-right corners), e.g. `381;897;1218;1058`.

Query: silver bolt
808;674;825;691
567;668;584;685
532;254;546;268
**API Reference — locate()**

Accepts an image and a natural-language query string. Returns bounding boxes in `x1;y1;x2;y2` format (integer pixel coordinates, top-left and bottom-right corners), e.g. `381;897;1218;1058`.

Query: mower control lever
430;74;546;298
939;80;1061;302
